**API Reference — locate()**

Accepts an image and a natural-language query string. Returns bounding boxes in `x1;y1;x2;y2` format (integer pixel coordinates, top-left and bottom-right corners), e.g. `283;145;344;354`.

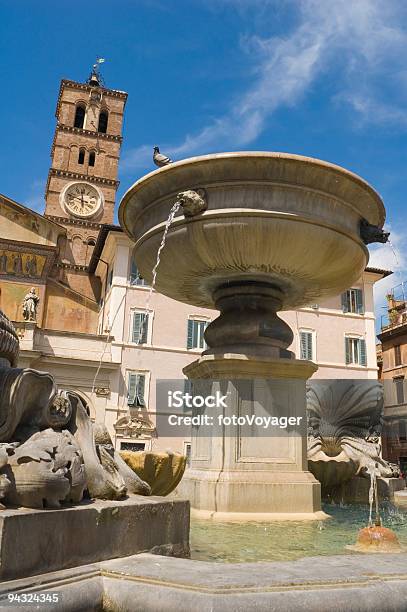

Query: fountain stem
203;281;294;359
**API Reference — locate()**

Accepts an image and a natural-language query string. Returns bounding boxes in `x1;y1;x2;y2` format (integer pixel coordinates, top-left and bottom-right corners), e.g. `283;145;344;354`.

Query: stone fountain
119;152;388;520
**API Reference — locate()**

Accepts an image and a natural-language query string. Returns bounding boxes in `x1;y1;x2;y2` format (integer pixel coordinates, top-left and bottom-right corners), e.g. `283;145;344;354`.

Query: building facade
379;286;407;475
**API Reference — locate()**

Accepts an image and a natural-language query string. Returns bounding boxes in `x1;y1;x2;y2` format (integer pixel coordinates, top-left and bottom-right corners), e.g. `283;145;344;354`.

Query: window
78;148;85;164
131;311;149;344
399;419;407;441
120;441;146;452
74;104;86;129
342;288;364;314
127;372;147;408
187;318;208;349
98;110;109;133
183;442;192;467
345;336;367;366
89;151;96;167
129;259;147;286
106;267;113;290
394;376;405;405
395;345;402;367
299;330;314;360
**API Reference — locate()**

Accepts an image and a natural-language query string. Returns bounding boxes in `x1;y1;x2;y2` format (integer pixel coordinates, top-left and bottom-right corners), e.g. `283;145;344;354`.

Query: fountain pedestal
180;354;326;520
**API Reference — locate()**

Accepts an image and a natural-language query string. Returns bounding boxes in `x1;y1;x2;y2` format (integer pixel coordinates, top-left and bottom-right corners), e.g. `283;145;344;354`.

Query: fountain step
0;495;190;581
2;552;407;611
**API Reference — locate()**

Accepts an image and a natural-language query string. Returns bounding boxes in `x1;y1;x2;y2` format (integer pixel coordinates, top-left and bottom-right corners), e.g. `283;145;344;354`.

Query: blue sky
1;0;406;317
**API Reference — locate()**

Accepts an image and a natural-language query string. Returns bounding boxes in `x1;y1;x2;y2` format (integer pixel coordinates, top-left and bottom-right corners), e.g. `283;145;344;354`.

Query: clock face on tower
61;182;103;218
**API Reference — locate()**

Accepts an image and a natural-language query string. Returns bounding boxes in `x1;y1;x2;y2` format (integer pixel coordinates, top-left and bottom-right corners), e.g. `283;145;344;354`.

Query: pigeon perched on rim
153;146;172;167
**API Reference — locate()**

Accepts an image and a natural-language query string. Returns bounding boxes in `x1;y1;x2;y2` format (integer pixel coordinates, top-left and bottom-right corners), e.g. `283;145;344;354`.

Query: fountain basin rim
119;151;386;236
190;508;331;522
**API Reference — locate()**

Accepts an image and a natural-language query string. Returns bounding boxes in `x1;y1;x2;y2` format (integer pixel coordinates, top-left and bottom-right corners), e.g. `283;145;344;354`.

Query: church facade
0;68;391;455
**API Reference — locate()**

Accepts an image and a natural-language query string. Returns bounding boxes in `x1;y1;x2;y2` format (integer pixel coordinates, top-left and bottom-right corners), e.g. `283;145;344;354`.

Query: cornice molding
55;262;89;272
55;79;127;118
50;124;122;159
56;123;123;142
44;214;104;230
46;168;119;195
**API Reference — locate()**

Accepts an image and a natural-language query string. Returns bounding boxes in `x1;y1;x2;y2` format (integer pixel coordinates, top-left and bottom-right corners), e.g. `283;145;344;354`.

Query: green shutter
130;258;138;284
300;331;312;360
308;333;313;360
187;319;194;349
202;321;208;349
128;373;137;405
132;312;148;343
197;321;205;349
300;332;306;359
359;338;367;366
356;289;364;314
136;375;146;407
342;292;349;313
128;373;146;407
345;337;351;364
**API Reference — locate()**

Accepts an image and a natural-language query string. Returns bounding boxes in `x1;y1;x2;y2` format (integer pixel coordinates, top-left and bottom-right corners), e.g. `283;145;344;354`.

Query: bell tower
44;62;127;281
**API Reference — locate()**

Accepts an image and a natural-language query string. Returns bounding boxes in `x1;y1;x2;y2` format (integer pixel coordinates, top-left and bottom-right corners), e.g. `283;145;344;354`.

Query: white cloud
337;94;407;127
24;179;45;213
121;0;407;172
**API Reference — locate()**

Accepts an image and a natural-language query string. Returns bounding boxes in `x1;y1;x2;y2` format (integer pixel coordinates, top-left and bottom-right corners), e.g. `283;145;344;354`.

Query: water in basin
190;503;407;563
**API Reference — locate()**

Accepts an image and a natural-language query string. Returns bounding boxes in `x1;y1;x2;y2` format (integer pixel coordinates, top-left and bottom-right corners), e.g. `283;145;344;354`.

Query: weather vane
87;57;106;87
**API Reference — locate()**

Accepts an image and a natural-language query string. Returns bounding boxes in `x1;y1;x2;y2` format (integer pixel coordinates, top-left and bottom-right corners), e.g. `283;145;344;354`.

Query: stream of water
136;200;181;344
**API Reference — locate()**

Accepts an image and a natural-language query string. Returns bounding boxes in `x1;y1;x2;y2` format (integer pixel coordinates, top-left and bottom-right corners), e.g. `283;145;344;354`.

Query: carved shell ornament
307;380;399;488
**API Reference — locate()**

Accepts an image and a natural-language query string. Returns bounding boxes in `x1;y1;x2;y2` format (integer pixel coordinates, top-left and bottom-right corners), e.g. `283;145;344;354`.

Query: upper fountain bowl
119;152;385;311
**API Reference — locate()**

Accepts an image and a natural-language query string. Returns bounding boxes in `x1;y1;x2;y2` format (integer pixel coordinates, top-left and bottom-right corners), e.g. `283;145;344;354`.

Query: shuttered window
395;345;402;367
345;337;367;366
187;319;207;349
394;377;405;405
127;372;146;407
399;418;407;441
184;442;192;467
106;266;113;290
342;289;364;314
131;312;149;344
129;259;148;286
300;330;313;360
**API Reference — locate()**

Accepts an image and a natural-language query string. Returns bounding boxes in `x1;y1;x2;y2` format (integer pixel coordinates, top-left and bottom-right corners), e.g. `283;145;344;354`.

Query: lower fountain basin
190;503;407;563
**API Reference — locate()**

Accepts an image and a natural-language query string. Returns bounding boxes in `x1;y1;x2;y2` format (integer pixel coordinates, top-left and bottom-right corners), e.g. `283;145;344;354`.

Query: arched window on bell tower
98;110;108;133
74;104;86;129
78;148;86;164
89;151;96;167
